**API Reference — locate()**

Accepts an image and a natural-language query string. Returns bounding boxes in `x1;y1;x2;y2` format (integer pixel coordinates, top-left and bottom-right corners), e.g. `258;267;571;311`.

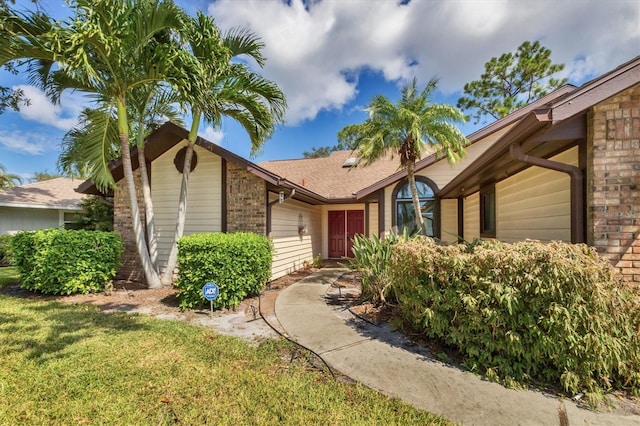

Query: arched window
392;177;437;236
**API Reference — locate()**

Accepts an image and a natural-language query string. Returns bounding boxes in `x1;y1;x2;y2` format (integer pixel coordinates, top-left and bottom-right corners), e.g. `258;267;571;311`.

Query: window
480;185;496;238
63;212;84;230
393;178;436;236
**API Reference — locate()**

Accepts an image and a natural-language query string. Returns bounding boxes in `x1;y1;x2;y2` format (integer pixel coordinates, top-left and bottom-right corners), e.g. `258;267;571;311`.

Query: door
328;210;364;258
328;210;345;258
346;210;364;258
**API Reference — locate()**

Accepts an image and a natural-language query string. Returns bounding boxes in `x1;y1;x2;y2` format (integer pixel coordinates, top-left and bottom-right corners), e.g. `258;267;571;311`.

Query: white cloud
0;131;51;155
200;126;224;145
208;0;640;124
13;85;86;131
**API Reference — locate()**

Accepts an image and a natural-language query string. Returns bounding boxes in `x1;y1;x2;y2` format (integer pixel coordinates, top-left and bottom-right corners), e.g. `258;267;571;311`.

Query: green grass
0;266;19;288
0;295;451;425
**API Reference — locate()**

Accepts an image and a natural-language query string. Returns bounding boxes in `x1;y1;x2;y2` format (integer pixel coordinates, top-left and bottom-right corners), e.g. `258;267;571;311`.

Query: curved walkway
275;268;640;426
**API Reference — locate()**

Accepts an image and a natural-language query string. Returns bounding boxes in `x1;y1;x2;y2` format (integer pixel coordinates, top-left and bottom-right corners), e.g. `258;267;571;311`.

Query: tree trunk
117;99;161;288
160;113;200;285
137;135;159;272
406;161;426;235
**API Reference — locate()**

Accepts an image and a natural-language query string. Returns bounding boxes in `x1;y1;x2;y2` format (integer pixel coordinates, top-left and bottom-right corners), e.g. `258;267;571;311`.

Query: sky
0;0;639;181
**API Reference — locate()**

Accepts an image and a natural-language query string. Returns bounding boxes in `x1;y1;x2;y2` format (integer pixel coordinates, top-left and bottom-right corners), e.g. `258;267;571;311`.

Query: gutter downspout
266;188;296;237
510;141;584;243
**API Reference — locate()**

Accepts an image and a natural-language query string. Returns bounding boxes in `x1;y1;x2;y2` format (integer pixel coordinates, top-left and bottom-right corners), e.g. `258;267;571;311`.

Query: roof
259;150;404;199
439;55;640;198
0;177;86;210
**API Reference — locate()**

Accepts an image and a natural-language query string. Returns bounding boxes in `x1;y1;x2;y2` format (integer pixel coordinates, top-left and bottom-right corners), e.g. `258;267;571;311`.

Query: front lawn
0;295;450;425
0;266;19;288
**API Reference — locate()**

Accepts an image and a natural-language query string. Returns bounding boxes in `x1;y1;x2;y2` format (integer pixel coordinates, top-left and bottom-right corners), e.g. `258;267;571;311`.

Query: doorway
328;210;364;258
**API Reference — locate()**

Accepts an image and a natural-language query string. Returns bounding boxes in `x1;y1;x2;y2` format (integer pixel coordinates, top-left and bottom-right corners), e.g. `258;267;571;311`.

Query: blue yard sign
202;282;219;301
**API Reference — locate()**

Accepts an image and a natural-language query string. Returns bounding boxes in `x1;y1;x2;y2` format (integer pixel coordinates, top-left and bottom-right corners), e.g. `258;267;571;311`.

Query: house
78;55;640;283
0;177;87;235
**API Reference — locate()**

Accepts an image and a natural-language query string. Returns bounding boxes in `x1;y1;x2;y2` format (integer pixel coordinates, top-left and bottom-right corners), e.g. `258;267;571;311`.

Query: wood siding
440;199;458;243
463;192;480;241
368;202;379;238
496;147;577;243
151;143;222;273
271;199;322;279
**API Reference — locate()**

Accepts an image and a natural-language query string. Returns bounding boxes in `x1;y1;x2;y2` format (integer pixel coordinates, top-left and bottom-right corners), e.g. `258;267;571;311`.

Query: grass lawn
0;295;451;425
0;266;19;288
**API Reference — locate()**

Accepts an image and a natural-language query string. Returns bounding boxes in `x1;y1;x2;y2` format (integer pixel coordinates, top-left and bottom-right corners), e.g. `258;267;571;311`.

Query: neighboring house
78;55;640;283
0;177;86;235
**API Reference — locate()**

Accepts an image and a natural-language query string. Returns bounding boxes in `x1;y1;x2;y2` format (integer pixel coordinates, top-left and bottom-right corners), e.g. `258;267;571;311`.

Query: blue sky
1;0;639;181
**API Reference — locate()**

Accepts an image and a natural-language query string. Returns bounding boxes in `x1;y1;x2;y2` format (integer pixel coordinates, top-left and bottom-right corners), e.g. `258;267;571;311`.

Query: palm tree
160;14;286;284
0;163;21;189
0;0;186;287
338;78;468;235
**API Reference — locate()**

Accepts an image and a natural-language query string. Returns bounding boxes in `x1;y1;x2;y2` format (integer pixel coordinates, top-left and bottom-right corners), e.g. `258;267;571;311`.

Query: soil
2;264;638;417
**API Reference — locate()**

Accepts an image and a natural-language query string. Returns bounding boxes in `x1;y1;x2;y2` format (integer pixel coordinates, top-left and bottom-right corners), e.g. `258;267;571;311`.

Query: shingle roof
0;177;86;210
259;150;409;199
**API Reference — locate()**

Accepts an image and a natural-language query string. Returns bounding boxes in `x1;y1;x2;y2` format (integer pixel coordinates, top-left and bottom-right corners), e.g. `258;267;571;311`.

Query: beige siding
463;192;480;241
368;202;379;238
496;147;577;243
271;199;322;279
151;143;222;273
440;199;458;243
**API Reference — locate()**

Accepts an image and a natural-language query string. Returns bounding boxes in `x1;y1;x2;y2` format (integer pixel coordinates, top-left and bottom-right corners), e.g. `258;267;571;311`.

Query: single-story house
78;55;640;283
0;177;86;235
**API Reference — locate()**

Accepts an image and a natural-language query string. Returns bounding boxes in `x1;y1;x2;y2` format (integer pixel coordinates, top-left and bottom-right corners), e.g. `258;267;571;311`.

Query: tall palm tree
338;78;468;235
0;163;22;189
0;0;186;288
160;13;286;284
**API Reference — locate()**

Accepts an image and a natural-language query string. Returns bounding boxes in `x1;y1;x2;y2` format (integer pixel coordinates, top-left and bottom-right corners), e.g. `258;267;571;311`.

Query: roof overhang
0;202;83;210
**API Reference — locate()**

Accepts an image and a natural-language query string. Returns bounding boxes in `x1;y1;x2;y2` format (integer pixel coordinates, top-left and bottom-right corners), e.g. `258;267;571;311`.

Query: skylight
342;157;358;168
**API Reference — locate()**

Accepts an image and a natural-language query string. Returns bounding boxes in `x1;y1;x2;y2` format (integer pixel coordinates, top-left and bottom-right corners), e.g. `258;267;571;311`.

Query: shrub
349;231;410;305
11;229;122;295
0;234;14;266
175;232;272;310
390;238;640;399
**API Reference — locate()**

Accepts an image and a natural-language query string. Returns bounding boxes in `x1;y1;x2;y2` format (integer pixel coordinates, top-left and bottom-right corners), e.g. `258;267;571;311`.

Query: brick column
589;84;640;283
113;169;145;282
226;162;266;234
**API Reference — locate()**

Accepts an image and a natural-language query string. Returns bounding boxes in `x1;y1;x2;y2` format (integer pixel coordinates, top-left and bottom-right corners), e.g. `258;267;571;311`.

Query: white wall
151;143;222;273
270;198;322;279
0;206;62;234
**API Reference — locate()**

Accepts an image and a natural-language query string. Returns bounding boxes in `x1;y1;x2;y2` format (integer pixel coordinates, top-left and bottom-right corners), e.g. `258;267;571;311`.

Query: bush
175;232;272;310
0;234;14;266
349;231;409;305
11;229;122;295
390;238;640;399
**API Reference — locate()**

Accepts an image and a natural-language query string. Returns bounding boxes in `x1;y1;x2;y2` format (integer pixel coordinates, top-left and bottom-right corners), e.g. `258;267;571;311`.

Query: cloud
200;126;224;145
208;0;639;124
0;131;51;155
13;85;86;131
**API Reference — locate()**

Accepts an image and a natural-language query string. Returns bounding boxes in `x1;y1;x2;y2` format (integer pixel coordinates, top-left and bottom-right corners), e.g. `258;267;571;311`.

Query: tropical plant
457;40;567;124
160;14;286;284
0;163;21;189
339;78;468;234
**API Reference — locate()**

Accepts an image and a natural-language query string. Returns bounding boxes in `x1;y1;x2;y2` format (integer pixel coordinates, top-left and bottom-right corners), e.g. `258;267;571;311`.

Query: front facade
80;55;640;283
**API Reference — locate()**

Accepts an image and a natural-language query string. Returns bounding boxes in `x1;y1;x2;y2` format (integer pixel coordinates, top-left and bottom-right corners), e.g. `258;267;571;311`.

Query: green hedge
390;238;640;399
175;232;272;310
11;229;122;295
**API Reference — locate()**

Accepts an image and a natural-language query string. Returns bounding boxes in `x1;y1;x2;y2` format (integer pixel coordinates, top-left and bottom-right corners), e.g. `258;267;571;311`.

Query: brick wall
588;83;640;283
226;162;266;234
113;169;145;282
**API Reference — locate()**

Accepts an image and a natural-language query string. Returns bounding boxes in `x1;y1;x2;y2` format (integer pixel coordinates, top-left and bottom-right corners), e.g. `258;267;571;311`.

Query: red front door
328;210;364;258
328;211;345;258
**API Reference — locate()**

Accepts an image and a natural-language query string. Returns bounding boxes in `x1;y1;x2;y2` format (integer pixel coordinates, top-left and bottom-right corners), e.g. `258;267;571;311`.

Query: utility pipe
510;141;584;243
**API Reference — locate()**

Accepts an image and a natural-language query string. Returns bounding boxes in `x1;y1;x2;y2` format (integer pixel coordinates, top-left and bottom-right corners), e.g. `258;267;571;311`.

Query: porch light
298;213;307;235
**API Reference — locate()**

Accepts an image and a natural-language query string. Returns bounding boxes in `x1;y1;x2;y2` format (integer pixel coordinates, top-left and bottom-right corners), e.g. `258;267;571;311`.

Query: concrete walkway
275;268;640;426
